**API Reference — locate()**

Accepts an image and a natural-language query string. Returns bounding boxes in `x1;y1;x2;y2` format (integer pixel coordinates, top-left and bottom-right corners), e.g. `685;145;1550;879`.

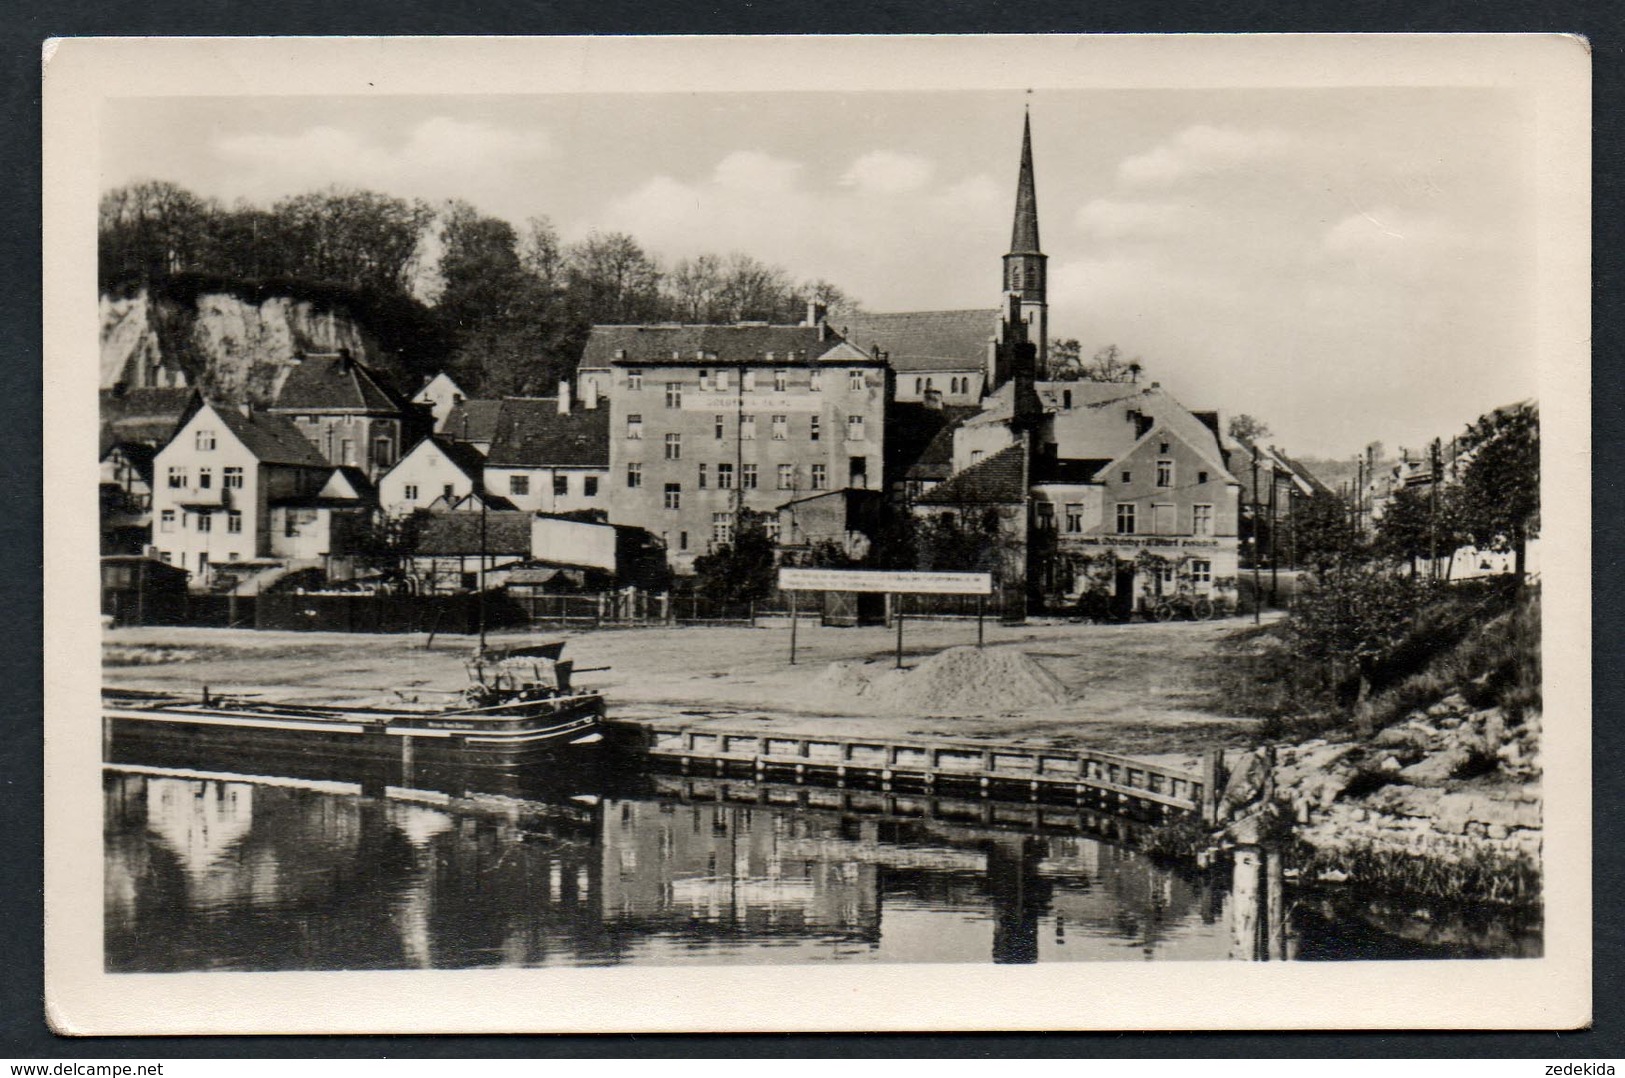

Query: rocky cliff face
100;286;392;407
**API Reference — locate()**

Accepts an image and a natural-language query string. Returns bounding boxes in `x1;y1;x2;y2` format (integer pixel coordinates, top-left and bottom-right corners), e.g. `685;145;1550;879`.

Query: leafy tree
99;180;218;282
800;278;862;323
434;200;528;331
1045;342;1145;383
691;510;778;605
666;254;726;322
1375;482;1467;577
1227;414;1273;445
1287;562;1440;705
1292;490;1363;571
269;187;435;294
563;231;665;324
1455;402;1539;582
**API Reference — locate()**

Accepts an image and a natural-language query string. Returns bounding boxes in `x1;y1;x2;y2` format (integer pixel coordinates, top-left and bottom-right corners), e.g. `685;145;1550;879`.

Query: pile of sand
814;645;1072;716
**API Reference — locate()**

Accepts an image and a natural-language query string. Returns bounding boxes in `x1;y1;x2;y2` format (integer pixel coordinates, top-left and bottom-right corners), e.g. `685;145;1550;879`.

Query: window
374;436;393;468
664;483;681;510
771;415;788;440
712;512;733;545
849;456;867;487
742;464;758;489
627;369;643;391
554;475;569;497
1156;459;1174;488
510;475;530;496
848;369;865;391
777;463;796;489
341;439;356;467
714;415;726;439
773;369;788;392
765;518;782;542
167;467;186;489
1159;442;1171;454
1115;503;1137;535
158;551;171;565
1035;501;1055;530
740;415;756;440
1062;389;1072;409
404;484;419;501
847;415;865;441
717;463;734;489
196;512;212;533
226;511;242;534
198;468;212;490
1121;471;1132;484
698;370;711;391
971;449;985;464
584;476;598;497
627;462;642;488
914;377;923;395
679;531;688;551
809;416;820;441
811;463;827;490
223;467;243;489
443;484;455;501
697;463;708;489
195;429;215;451
665;382;683;409
809;370;823;392
626;414;643;439
1153;503;1175;535
1192;504;1214;536
159;509;175;533
1190;559;1213;585
742;370;757;392
1198;470;1209;484
664;433;682;460
1065;504;1084;532
716;368;730;390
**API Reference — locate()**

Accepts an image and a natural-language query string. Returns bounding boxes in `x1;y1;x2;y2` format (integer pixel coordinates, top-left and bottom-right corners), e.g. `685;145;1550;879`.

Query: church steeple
1002;108;1048;369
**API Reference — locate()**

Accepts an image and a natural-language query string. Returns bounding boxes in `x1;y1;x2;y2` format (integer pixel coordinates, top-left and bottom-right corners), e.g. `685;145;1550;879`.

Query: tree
666;254;726;322
434;200;527;332
800;279;862;323
691;511;778;605
1046;343;1147;383
1293;490;1363;571
99;180;219;282
563;231;665;325
1287;561;1439;705
1455;401;1540;582
269;187;434;294
1375;483;1468;577
1227;414;1273;445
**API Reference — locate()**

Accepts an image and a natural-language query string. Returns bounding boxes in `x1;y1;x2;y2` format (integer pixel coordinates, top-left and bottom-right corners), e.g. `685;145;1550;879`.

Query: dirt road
104;615;1267;759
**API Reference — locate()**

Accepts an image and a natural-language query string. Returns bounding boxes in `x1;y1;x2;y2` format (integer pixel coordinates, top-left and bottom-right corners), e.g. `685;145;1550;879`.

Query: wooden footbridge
611;720;1225;823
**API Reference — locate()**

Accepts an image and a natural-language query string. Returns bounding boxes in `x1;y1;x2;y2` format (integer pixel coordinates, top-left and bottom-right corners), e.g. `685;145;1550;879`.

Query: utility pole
1250;448;1262;624
1267;457;1279;607
1429;437;1442;580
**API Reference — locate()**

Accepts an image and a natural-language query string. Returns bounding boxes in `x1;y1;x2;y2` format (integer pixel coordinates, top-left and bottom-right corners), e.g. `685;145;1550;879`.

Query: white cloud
1118;125;1293;187
1322;204;1454;259
213;117;551;198
840;150;935;194
713;150;802;193
1073;198;1192;239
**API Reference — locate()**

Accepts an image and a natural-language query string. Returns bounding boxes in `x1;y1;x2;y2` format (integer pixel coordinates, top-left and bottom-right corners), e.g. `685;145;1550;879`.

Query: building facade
267;351;432;480
480;390;611;517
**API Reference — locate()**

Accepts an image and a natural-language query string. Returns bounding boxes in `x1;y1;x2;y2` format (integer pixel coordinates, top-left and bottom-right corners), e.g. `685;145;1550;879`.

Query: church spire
1010;109;1042;255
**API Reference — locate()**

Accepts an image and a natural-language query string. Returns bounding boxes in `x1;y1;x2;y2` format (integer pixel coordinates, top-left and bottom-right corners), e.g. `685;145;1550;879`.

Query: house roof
485;400;610;469
916;443;1028;506
412;510;533;556
99;387;201;453
889;404;979;482
396;435;487;481
840;310;999;373
581;324;871;368
207;404;330;468
1275;450;1335;496
442;399;506;445
270;353;413;415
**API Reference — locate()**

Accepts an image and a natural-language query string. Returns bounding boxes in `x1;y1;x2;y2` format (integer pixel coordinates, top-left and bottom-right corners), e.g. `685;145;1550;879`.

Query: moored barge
104;642;605;769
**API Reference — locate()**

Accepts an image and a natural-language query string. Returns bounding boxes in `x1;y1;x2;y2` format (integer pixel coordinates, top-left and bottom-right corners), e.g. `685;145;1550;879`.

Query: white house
376;435;488;517
412;372;469;432
480;390;610;516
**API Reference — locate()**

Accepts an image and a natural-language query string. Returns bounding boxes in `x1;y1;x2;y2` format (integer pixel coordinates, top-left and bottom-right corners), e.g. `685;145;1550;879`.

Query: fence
253;591;529;634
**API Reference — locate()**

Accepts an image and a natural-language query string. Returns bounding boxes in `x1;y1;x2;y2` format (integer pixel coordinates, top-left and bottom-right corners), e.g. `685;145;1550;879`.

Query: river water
103;741;1541;971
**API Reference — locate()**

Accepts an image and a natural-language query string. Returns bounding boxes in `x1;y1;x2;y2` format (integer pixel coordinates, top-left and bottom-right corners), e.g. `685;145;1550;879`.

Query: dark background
6;2;1618;1059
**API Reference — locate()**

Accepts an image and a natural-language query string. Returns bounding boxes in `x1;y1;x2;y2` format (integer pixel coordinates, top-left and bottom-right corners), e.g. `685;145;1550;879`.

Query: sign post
778;568;994;669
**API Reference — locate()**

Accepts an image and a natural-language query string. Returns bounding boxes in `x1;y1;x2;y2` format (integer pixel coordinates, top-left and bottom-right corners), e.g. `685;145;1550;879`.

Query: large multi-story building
581;322;884;570
266;350;432;481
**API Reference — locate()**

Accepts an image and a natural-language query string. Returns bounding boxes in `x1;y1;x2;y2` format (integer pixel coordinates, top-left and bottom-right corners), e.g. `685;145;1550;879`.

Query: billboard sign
777;568;993;595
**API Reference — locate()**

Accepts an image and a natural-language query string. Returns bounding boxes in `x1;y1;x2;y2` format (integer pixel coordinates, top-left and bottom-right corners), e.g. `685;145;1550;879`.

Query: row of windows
166;466;245;490
657;516;785;554
625;369;869;394
506;474;599;498
627;414;857;442
1116;459;1207;488
911;375;974;396
158;509;243;534
1150;559;1215;585
630;460;851;496
1109;502;1216;536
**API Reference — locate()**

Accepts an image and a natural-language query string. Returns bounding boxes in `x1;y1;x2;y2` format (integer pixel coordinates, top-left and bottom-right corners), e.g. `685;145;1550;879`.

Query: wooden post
977;594;985;648
894;592;904;669
1200;748;1224;824
788;590;798;665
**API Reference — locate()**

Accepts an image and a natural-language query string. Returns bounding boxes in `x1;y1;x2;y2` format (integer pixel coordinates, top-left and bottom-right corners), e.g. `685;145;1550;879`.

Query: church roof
1010;112;1042;255
916;443;1028;506
840;310;999;373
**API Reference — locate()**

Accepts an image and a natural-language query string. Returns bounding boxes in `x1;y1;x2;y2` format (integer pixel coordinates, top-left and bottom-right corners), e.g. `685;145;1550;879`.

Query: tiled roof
442;399;506;445
210;404;329;468
412;510;533;556
99;387;200;452
403;435;487;480
1276;451;1334;496
581;324;864;368
840;310;998;373
916;443;1028;506
270;353;413;415
485;400;610;469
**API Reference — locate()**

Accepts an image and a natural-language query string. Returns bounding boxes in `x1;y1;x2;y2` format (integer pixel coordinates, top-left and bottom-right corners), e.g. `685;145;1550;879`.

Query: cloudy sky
103;88;1536;459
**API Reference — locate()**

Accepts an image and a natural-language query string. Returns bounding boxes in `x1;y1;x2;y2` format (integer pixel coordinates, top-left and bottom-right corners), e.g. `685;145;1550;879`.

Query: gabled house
267;350;432;480
482;389;611;515
377;435;488;517
411;372;468;432
99;442;156;554
151;400;333;587
441;399;506;455
841;310;1001;405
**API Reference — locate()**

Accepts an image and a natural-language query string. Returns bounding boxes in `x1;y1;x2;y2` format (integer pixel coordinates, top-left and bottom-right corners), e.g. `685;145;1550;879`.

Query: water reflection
102;743;1538;971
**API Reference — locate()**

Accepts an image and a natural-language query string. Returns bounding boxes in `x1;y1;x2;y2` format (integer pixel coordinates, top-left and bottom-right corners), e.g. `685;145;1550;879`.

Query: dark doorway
1111;563;1136;621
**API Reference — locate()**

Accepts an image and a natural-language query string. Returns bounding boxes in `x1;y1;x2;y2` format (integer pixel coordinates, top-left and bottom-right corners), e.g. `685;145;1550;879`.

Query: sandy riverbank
103;616;1268;764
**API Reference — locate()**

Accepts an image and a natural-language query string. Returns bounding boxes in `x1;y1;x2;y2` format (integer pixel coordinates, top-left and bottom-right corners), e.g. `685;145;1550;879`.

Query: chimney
584;378;599;410
557;380;572;414
805;299;827;328
338;347;353;375
237;403;252;418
